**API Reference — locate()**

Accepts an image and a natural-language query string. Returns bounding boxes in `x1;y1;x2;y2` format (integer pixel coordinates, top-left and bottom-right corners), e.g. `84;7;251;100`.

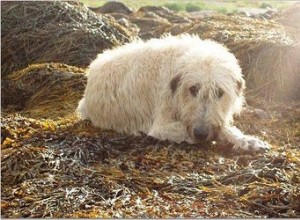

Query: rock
130;17;171;40
188;10;216;20
89;1;133;15
137;6;191;24
237;7;277;19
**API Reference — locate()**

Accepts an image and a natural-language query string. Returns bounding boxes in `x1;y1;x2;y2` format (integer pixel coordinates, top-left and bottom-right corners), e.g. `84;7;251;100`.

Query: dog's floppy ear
170;74;182;94
236;79;245;94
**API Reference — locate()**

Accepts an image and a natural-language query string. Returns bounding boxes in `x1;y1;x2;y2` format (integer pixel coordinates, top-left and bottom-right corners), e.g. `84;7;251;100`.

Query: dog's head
170;41;245;142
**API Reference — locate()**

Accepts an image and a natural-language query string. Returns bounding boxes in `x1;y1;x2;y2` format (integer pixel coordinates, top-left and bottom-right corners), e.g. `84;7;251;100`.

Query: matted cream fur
77;34;269;152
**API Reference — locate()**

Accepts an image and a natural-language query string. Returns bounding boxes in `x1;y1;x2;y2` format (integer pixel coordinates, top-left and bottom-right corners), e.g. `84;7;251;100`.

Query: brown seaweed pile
1;64;300;218
1;1;132;77
2;63;86;118
1;2;300;218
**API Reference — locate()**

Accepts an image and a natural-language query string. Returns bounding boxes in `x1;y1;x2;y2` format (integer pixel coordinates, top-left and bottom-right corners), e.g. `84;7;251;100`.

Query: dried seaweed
1;3;300;218
2;63;86;119
1;1;132;76
1;98;300;218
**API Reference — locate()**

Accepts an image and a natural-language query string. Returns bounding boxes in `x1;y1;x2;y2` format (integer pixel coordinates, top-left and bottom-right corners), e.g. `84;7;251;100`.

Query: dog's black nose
193;126;209;140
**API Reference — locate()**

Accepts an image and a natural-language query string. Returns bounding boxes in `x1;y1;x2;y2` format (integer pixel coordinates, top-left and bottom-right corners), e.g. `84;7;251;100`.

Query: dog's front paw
233;135;270;153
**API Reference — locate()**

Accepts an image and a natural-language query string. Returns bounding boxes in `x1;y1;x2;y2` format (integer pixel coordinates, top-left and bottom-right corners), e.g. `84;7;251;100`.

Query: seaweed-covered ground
1;1;300;218
1;96;300;218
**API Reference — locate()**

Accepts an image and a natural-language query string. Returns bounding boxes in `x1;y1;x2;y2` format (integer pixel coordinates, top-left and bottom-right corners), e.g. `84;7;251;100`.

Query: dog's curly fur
77;34;269;152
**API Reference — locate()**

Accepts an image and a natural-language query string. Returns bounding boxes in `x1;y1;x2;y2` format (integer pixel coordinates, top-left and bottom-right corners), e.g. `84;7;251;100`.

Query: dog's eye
216;88;224;99
189;85;199;97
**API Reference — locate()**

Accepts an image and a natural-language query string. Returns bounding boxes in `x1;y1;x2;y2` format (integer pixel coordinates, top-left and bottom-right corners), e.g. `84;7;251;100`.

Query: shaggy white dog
77;34;269;152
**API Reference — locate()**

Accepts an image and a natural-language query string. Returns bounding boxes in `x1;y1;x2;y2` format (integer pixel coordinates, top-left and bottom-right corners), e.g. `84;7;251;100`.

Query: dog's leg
219;126;270;152
148;121;193;144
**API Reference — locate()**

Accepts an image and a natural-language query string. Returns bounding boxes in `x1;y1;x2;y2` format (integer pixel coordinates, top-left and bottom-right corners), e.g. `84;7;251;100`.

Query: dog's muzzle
193;126;209;140
193;125;219;141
